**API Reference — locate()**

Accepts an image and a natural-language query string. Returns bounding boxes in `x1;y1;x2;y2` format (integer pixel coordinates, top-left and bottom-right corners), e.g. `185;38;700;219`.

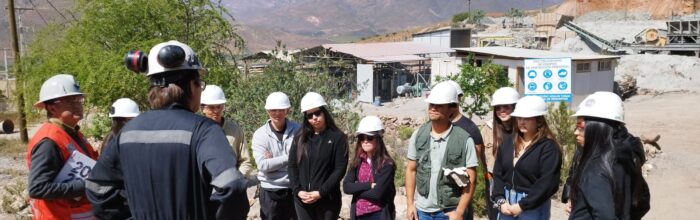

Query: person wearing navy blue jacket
86;40;249;219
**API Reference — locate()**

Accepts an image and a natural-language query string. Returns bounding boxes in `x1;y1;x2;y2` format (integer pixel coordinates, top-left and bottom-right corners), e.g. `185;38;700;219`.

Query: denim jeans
497;188;551;220
417;208;455;220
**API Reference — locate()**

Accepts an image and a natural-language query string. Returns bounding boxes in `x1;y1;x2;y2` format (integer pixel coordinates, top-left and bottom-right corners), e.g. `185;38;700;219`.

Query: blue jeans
417;208;455;220
497;188;551;220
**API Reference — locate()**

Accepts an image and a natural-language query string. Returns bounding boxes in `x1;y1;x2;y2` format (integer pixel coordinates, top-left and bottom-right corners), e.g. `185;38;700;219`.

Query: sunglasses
305;110;323;119
494;105;513;111
357;134;376;142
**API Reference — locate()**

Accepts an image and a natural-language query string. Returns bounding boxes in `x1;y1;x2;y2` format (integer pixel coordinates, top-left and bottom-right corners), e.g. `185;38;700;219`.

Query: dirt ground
622;92;700;220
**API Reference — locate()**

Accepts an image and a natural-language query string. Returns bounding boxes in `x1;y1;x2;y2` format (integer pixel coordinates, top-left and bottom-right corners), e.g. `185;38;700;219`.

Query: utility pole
7;0;29;143
541;0;545;13
468;0;471;12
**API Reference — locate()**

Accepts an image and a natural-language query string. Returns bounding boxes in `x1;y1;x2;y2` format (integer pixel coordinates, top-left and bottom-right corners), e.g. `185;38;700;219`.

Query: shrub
472;165;488;217
546;101;577;184
81;112;112;140
438;54;511;118
397;126;414;141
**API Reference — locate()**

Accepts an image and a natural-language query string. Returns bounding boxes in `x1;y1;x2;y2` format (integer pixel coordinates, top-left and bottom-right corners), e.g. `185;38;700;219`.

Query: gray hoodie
251;119;300;189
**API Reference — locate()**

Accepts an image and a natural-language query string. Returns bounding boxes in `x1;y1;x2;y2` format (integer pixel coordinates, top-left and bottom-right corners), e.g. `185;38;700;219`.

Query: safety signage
524;58;572;102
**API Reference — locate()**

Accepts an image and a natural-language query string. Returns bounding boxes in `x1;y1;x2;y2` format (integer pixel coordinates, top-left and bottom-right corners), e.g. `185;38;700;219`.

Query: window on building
577;62;591;73
598;60;612;71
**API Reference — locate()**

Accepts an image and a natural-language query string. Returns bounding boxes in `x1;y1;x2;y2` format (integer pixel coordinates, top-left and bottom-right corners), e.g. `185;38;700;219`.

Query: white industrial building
433;47;619;98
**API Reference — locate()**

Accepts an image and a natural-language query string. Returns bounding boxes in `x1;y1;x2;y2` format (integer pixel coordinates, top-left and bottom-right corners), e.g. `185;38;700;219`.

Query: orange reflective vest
26;123;98;220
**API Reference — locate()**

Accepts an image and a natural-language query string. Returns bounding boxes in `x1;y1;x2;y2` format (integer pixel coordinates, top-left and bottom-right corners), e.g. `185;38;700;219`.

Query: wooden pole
7;0;30;143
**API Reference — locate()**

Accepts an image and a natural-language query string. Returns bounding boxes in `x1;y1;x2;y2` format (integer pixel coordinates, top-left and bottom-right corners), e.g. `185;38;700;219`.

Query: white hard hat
510;96;547;118
300;92;327;112
109;98;140;118
201;85;226;105
572;91;624;123
425;82;458;104
265;92;291;110
356;115;384;135
146;40;205;76
445;80;464;96
491;87;520;106
35;74;84;109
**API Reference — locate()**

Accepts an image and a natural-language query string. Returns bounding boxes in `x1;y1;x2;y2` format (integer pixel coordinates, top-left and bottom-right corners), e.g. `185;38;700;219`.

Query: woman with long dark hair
492;96;562;220
568;92;650;220
288;92;348;220
481;87;519;220
343;116;396;220
98;98;140;154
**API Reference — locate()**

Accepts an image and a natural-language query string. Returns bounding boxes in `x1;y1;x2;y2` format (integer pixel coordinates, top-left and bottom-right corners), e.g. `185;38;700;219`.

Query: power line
28;0;49;25
44;0;68;21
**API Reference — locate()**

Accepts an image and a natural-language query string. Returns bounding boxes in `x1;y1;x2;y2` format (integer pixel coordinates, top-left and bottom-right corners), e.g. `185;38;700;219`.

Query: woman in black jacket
288;92;349;220
483;87;519;220
343;116;396;220
491;96;562;220
568;92;650;220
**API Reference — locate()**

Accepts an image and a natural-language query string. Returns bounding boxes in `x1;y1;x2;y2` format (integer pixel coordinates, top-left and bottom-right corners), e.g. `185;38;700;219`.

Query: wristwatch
494;198;507;209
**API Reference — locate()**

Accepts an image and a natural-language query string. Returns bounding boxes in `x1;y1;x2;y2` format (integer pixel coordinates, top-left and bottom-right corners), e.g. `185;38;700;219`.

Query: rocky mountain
1;0;565;53
554;0;699;19
225;0;564;51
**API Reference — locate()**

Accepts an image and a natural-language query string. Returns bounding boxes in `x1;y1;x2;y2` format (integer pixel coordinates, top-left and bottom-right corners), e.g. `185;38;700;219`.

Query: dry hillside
555;0;699;19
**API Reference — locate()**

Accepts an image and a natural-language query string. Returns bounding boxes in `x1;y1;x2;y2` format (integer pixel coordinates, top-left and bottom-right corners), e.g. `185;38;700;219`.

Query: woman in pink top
343;116;396;220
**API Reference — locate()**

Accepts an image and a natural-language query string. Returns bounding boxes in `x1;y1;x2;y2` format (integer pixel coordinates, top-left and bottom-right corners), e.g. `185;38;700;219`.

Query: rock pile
614;74;638;100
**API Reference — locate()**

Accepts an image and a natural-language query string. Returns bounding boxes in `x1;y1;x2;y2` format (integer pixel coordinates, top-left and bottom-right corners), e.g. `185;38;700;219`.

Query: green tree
438;53;511;118
506;8;525;26
452;10;486;25
546;101;577;183
226;44;360;136
21;0;243;119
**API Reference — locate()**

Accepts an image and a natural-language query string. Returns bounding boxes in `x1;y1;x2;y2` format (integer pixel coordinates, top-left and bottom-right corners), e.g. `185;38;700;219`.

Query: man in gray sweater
252;92;301;220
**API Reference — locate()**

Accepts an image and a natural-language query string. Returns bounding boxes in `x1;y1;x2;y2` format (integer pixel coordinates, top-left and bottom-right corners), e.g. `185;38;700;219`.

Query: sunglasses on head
305;110;323;119
357;134;376;142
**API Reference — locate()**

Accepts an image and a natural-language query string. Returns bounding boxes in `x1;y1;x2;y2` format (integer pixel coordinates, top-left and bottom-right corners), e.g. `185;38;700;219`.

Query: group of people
25;40;649;220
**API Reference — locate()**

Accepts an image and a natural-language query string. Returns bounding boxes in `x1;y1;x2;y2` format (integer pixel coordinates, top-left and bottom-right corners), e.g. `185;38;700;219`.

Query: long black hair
295;106;342;163
571;118;620;215
613;125;650;219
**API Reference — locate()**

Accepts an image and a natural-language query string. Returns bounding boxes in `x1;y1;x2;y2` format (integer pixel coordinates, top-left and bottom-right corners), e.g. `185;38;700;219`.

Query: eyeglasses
305;110;323;119
52;97;85;105
357;134;376;142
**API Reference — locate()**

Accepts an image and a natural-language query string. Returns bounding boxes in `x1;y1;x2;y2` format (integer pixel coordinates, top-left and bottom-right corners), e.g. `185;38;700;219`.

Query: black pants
260;188;297;220
357;211;382;220
293;197;340;220
486;177;498;220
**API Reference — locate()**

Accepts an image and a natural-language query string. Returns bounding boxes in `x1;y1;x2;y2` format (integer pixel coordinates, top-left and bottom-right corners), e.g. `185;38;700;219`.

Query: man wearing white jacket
252;92;301;220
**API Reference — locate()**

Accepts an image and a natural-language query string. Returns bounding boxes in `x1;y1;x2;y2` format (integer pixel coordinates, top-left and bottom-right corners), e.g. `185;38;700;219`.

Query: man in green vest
406;82;478;220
